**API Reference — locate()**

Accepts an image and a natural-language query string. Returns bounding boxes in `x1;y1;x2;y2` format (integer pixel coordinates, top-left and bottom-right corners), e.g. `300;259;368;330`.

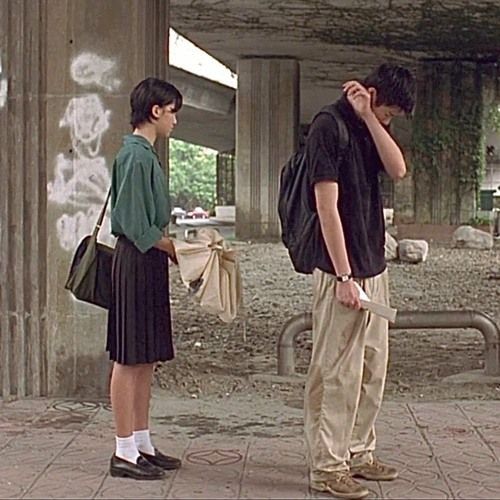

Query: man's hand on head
342;80;374;121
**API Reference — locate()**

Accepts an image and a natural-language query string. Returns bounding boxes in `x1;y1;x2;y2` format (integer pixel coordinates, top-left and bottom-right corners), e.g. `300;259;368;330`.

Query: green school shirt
110;134;170;253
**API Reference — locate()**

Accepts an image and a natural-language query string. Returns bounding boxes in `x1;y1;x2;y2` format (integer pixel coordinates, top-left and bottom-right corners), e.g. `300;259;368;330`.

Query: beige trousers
304;269;389;479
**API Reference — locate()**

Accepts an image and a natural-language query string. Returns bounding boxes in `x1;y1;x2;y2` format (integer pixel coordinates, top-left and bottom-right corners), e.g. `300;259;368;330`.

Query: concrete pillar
0;0;170;398
0;0;47;399
392;118;415;224
236;58;299;239
411;60;494;224
216;151;235;206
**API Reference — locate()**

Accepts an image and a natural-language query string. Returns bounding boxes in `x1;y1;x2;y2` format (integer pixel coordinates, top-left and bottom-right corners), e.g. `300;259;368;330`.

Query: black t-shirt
305;97;387;279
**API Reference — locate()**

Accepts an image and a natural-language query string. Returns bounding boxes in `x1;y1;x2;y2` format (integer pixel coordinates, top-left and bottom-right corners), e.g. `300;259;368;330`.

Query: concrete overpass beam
236;58;299;240
170;67;234;115
169;66;236;151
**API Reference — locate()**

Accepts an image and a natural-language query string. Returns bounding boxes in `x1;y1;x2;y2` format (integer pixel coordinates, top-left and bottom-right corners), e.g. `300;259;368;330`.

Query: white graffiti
48;155;110;208
0;56;7;109
48;51;119;251
56;207;102;252
59;95;111;158
71;52;121;91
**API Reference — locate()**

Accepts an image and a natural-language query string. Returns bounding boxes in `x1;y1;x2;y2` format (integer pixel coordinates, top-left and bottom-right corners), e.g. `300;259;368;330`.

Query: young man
107;78;182;480
304;64;416;499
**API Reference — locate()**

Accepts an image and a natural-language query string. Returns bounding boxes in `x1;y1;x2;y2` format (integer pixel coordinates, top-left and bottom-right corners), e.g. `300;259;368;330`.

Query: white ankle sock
115;435;140;464
133;429;155;455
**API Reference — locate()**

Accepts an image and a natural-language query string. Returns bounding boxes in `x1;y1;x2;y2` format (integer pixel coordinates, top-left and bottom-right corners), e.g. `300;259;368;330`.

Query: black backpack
278;104;349;274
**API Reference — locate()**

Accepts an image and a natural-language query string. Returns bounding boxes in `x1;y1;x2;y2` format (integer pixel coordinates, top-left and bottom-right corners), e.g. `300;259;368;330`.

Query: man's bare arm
315;181;360;309
343;80;407;181
363;114;406;180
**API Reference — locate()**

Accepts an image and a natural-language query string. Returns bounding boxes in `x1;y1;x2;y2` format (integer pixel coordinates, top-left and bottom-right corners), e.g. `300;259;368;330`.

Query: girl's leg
131;363;182;470
109;362;165;479
133;362;155;432
111;362;144;436
110;362;141;463
132;363;156;455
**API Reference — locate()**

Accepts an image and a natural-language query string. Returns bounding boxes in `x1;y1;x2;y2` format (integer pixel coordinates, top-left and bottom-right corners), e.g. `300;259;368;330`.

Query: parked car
187;206;209;219
170;207;186;224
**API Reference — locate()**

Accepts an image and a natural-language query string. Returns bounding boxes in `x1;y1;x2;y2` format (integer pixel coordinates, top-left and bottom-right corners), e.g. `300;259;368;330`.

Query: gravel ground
155;239;500;403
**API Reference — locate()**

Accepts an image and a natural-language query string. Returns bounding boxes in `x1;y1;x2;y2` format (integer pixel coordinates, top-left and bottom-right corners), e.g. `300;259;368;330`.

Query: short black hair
363;64;416;115
130;77;183;128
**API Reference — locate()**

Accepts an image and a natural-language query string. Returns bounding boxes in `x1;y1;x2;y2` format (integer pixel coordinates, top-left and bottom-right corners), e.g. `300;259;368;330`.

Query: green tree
169;139;217;212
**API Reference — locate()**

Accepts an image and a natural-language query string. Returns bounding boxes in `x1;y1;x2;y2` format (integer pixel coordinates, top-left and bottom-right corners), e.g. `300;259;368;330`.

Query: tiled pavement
1;395;500;499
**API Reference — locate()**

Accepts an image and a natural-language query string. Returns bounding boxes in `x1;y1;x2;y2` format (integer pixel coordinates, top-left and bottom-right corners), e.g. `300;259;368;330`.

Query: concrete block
385;231;398;261
452;225;494;250
215;205;235;223
398;239;429;263
383;208;394;226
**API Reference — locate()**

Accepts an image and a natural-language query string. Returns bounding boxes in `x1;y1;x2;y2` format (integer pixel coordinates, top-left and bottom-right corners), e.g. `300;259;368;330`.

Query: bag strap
92;188;111;239
318;104;349;153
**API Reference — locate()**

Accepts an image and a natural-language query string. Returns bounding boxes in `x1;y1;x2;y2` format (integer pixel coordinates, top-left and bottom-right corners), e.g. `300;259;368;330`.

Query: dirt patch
155;241;500;403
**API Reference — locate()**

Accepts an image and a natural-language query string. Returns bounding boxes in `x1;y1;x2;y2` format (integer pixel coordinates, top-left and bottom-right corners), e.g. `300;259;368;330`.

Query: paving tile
0;407;46;442
459;402;500;463
459;402;500;427
407;402;500;499
0;420;30;436
0;399;52;414
3;400;500;498
167;440;247;499
240;438;308;499
453;484;500;499
24;465;104;499
246;438;305;466
0;431;78;498
98;477;171;499
2;432;77;464
377;405;452;499
240;474;310;499
168;469;241;499
0;470;32;499
383;479;453;499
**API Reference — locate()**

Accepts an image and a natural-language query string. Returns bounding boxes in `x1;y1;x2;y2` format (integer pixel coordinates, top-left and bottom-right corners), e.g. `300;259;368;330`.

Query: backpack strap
317;104;349;154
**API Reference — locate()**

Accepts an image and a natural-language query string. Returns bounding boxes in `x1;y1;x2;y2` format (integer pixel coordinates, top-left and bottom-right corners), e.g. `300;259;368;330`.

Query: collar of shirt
123;134;160;159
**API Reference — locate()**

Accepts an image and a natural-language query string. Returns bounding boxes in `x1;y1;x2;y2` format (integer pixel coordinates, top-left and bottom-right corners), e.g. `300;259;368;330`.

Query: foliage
413;113;484;186
486;104;500;132
411;61;488;223
169;139;217;211
468;215;492;226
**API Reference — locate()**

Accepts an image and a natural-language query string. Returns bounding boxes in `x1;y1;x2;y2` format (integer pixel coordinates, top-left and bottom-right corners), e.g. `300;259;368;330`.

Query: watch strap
336;273;353;283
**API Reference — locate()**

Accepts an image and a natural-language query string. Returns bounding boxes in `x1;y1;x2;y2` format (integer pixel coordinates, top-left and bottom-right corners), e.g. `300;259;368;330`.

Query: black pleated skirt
106;236;174;365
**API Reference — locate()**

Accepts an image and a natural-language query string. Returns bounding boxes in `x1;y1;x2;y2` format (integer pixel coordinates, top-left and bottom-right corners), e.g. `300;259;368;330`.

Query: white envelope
354;282;397;323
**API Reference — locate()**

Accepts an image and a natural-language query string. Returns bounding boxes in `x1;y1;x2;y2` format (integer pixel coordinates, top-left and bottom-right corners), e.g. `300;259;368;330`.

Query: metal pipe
277;310;500;377
277;313;314;378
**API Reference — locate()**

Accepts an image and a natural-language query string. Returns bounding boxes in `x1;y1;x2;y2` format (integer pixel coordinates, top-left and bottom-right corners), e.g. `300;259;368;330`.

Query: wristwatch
336;273;352;283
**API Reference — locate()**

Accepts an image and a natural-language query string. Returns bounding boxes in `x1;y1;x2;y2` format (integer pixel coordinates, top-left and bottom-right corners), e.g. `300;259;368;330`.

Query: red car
187;206;209;219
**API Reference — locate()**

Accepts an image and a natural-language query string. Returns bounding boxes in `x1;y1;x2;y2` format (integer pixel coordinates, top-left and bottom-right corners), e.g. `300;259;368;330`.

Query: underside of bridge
172;0;498;118
170;0;500;237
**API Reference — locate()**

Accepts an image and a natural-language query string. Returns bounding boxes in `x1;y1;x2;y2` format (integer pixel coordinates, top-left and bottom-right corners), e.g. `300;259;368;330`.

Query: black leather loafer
140;448;182;470
109;454;165;480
